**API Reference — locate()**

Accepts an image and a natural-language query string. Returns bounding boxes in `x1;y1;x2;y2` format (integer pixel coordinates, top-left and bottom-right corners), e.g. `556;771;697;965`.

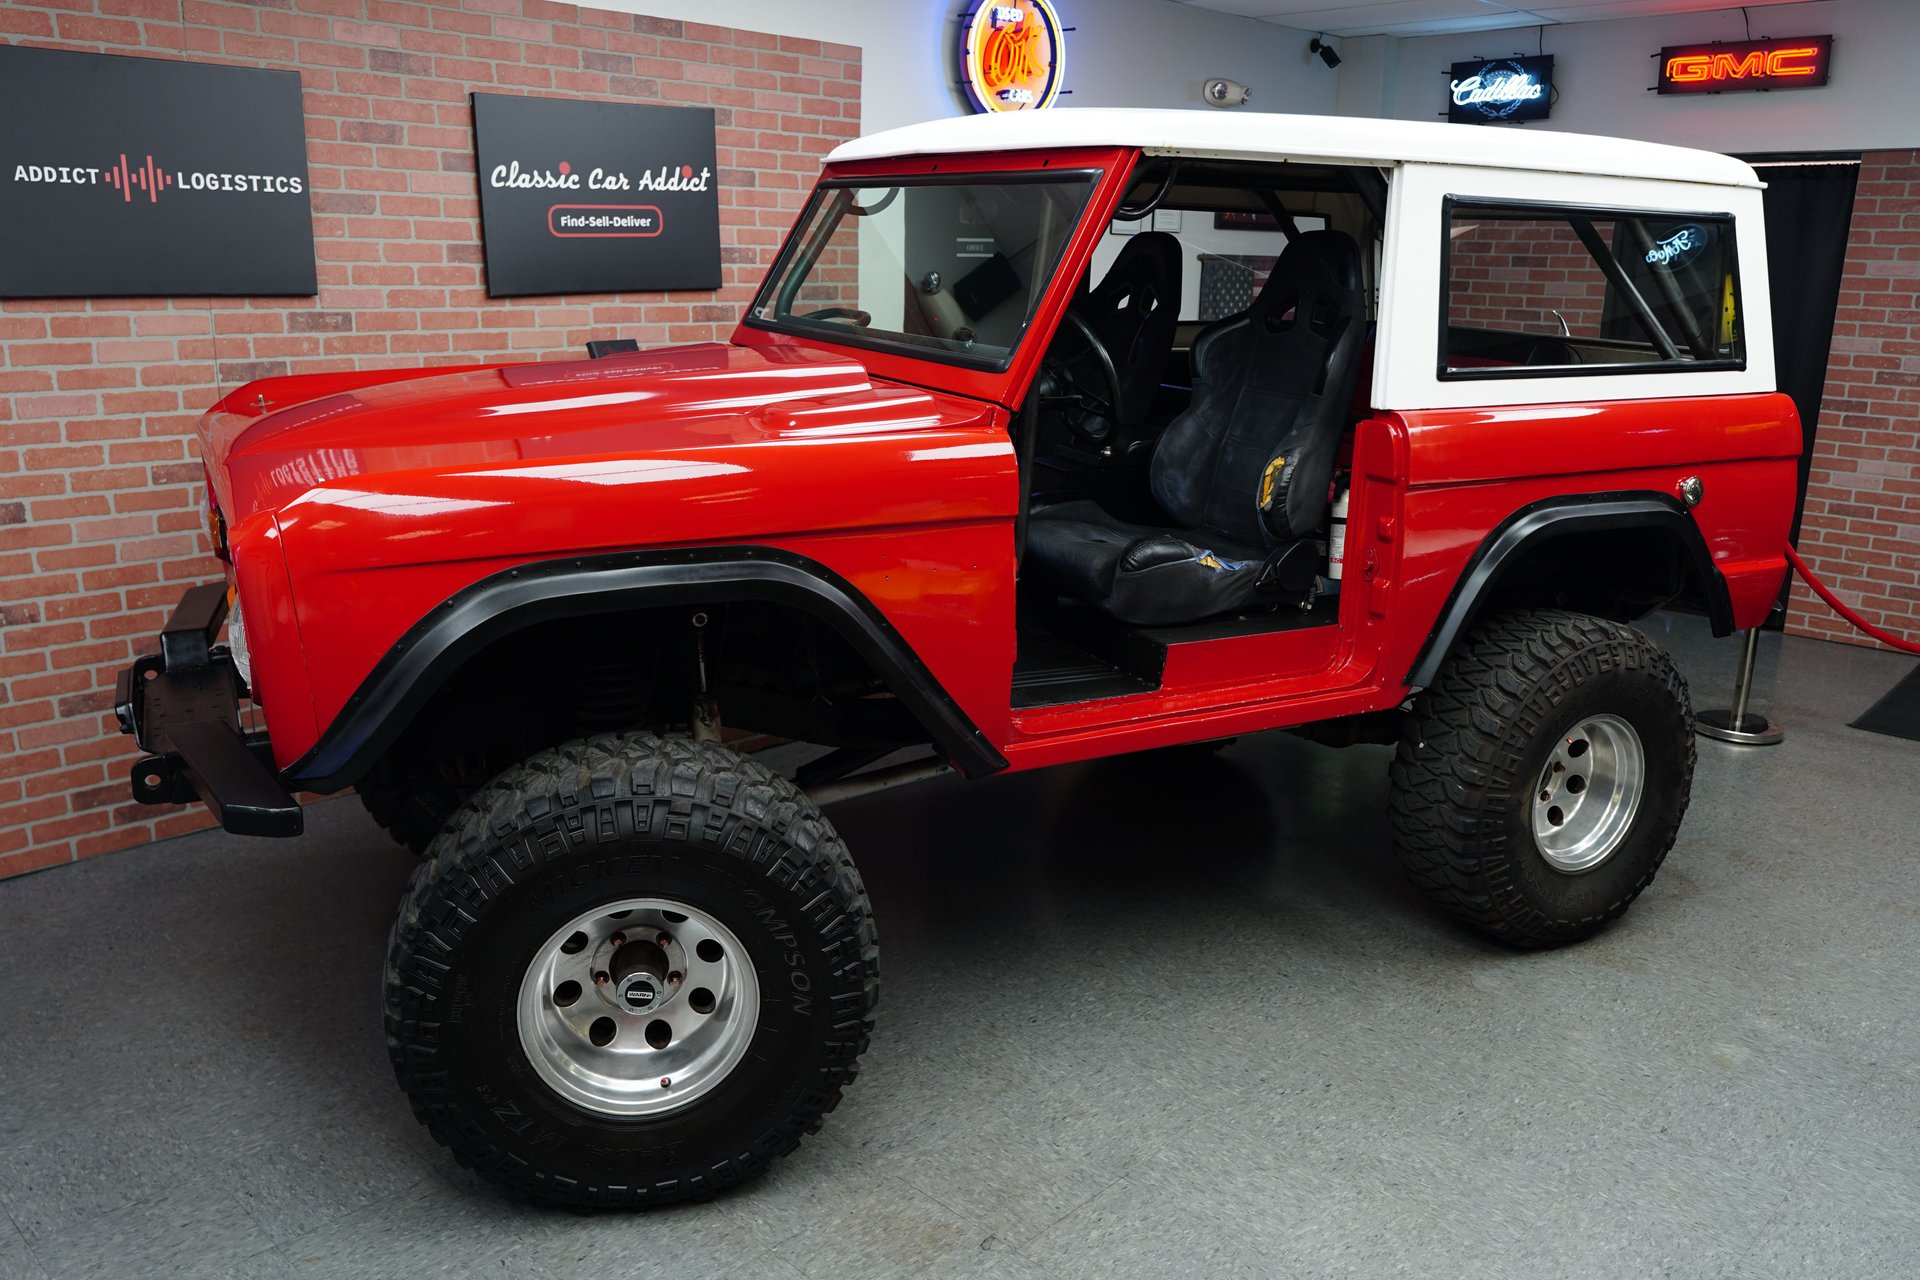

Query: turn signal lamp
205;466;230;562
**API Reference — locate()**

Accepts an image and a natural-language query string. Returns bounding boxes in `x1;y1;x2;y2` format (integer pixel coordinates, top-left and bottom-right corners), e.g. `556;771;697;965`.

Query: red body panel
1385;393;1802;657
213;343;1019;768
197;136;1801;787
997;416;1410;769
227;510;317;754
995;393;1800;771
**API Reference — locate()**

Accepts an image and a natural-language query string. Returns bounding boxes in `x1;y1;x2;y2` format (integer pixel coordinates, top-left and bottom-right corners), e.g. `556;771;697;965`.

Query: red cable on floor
1783;544;1920;656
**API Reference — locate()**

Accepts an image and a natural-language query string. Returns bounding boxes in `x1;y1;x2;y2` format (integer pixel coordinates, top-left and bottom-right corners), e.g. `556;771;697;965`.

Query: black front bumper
114;582;303;838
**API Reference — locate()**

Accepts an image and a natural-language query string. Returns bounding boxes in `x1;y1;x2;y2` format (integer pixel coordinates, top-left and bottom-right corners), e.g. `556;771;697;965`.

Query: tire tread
382;734;878;1208
1387;609;1694;947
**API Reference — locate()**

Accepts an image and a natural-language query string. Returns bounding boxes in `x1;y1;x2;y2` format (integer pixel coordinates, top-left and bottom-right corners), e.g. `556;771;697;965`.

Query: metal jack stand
1696;628;1785;745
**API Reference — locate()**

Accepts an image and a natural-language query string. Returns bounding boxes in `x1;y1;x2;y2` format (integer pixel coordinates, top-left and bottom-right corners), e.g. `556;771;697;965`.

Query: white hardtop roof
826;108;1761;190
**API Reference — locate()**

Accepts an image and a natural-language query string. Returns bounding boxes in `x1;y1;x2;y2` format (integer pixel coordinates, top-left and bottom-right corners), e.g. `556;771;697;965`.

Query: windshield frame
742;168;1106;375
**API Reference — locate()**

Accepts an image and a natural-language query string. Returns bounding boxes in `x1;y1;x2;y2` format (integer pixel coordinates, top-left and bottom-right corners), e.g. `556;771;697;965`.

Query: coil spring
574;644;647;731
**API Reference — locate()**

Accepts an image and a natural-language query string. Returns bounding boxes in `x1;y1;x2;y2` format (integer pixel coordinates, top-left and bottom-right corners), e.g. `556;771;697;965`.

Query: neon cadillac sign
960;1;1067;113
1447;56;1554;124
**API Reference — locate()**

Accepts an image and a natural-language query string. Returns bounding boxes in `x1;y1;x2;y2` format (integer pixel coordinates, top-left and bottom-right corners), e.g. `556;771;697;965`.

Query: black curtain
1753;159;1861;540
1743;156;1860;621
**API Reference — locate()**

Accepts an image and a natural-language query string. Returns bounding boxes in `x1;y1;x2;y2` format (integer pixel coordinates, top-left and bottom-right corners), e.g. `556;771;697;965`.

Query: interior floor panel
1011;630;1158;708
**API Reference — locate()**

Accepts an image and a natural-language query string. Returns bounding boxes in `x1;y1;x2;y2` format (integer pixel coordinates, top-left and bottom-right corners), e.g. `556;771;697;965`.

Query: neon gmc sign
1656;36;1833;94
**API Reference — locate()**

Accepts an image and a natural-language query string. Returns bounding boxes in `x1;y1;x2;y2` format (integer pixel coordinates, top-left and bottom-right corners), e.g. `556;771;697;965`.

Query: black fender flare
282;546;1007;791
1404;492;1733;691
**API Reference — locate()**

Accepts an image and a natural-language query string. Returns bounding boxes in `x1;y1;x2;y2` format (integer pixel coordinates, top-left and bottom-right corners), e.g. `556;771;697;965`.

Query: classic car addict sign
1447;56;1554;124
473;94;720;297
0;46;315;298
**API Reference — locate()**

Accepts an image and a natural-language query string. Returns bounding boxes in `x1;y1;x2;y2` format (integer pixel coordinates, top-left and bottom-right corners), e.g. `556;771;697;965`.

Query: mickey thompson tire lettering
1387;609;1695;949
382;733;878;1208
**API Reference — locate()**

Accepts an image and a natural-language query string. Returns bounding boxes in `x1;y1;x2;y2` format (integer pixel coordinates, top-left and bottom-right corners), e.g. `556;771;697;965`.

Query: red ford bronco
117;110;1800;1206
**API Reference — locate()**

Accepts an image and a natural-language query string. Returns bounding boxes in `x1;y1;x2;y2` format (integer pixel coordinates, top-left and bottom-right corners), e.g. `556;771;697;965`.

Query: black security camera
1310;37;1341;69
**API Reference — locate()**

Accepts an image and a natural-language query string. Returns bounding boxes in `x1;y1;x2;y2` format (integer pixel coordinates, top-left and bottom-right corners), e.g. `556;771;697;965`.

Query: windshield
748;173;1101;370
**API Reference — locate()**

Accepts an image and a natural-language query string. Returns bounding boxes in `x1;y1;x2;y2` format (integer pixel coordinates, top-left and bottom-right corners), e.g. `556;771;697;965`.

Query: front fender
281;546;1008;792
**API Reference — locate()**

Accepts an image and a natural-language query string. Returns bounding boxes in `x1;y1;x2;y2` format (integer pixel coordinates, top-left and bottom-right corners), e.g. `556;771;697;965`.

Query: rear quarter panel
1374;392;1801;689
1369;160;1795;684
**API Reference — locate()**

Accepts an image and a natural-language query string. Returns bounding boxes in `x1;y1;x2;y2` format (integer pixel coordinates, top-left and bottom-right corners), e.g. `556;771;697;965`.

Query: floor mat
1851;662;1920;742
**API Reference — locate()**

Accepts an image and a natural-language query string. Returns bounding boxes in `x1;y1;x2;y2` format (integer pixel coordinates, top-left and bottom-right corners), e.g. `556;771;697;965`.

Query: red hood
203;342;948;524
201;340;1020;753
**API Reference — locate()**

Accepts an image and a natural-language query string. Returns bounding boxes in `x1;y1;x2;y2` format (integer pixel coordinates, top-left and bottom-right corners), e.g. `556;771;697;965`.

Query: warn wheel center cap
607;936;672;1012
617;973;661;1011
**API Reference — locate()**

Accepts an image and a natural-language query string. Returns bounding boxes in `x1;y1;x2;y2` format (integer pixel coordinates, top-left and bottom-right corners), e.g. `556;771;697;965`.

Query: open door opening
1009;157;1386;711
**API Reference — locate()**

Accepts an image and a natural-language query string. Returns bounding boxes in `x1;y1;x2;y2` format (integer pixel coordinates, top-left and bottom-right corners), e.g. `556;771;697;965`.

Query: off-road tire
1388;609;1693;948
384;733;878;1208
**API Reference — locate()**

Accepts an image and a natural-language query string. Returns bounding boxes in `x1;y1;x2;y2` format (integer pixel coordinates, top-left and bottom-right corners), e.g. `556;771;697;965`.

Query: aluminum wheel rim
517;897;758;1118
1531;713;1645;873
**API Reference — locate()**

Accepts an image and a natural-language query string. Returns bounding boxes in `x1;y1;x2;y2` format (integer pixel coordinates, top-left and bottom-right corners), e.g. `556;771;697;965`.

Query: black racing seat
1074;230;1182;433
1027;229;1365;627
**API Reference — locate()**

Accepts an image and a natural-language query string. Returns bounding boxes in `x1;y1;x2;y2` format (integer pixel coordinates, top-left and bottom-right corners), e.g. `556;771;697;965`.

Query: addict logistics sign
0;46;316;298
473;94;721;298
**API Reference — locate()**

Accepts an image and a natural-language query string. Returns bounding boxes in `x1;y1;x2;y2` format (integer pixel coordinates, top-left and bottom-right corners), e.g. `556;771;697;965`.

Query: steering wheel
796;306;872;327
1043;311;1125;444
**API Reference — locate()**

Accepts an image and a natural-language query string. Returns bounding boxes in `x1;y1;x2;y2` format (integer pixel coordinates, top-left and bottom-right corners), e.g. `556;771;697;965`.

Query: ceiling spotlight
1310;37;1341;69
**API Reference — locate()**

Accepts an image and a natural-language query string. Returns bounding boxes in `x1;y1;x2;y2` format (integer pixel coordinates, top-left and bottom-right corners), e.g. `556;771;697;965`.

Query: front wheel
384;734;878;1207
1387;609;1694;948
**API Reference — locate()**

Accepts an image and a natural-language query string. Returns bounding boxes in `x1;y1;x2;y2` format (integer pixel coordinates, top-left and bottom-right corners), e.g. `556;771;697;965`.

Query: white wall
1051;0;1336;118
581;0;1336;135
1338;0;1920;154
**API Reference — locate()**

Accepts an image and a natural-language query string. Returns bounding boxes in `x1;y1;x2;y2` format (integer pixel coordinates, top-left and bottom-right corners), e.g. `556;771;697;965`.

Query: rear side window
1441;199;1743;378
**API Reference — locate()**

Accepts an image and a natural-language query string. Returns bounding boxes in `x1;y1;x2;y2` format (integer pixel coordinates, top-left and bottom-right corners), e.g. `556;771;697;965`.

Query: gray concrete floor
1;616;1916;1280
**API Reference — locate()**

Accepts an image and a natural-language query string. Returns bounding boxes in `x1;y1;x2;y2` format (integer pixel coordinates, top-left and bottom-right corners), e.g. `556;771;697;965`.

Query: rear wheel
384;733;878;1207
1387;609;1693;948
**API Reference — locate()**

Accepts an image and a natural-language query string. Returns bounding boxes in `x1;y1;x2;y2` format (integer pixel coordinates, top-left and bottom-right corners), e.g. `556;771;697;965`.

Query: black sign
1448;56;1554;124
472;94;720;298
1213;211;1284;231
0;47;315;299
1656;37;1833;95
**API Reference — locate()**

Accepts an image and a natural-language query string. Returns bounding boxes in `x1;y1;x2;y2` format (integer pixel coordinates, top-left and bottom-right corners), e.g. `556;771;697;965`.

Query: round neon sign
960;1;1066;113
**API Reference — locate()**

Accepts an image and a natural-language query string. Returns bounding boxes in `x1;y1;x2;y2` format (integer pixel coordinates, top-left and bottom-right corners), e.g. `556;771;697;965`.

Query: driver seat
1075;230;1182;433
1027;230;1365;627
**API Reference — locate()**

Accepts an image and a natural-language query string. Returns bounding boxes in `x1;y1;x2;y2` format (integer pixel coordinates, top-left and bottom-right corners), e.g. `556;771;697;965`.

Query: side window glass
1447;216;1607;347
1606;217;1742;359
1441;201;1743;377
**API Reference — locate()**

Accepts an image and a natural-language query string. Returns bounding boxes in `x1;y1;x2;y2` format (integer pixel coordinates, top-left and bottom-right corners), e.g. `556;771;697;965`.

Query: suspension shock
690;611;722;742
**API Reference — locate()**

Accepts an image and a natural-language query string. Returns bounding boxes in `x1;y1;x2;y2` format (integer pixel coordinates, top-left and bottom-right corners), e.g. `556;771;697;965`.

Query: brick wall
1447;217;1609;336
1786;151;1920;651
0;0;859;879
